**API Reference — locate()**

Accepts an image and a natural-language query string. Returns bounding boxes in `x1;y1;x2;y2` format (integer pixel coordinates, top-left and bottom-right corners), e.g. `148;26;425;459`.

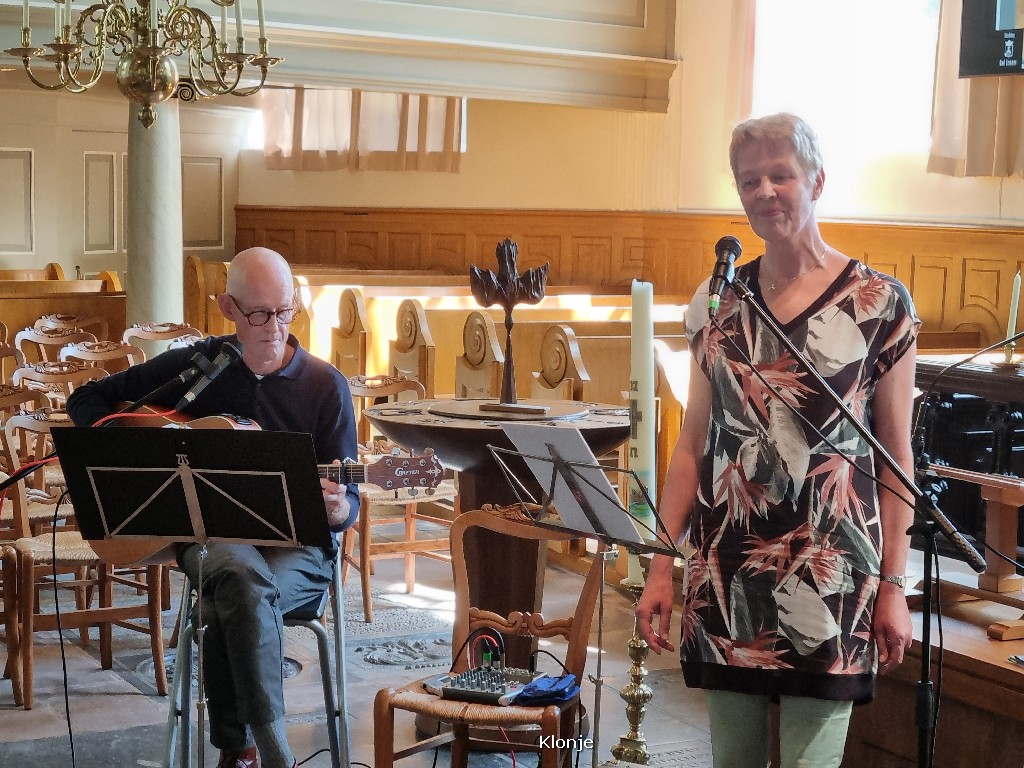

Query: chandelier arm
21;61;72;91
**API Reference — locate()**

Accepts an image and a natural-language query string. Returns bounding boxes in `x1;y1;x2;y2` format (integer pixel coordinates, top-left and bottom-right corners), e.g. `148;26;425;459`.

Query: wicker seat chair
342;373;458;623
373;504;604;768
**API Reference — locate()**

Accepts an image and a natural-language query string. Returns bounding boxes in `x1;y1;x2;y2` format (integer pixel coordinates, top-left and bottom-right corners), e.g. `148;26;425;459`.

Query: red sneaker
216;746;259;768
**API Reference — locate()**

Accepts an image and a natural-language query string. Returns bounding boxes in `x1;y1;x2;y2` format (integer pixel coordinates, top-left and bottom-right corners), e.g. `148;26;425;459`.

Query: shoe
216;746;259;768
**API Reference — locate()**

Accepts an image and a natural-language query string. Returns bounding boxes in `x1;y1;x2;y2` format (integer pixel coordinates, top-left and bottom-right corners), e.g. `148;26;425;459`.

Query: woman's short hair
729;113;823;182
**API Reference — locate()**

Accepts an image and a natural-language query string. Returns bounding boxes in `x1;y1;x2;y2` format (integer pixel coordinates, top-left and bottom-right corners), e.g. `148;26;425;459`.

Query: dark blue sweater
66;334;359;531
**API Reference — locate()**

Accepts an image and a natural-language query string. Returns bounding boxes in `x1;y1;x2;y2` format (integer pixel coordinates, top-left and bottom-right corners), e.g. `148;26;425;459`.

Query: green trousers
705;689;853;768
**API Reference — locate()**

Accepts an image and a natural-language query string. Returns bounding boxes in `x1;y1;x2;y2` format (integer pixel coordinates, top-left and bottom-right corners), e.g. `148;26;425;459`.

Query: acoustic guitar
85;408;445;565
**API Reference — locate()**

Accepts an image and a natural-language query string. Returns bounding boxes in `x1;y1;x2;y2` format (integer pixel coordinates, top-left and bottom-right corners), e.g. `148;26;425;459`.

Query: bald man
68;248;359;768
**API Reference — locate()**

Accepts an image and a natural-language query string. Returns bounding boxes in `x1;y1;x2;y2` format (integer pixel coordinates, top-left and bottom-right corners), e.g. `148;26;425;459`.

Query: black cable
931;548;944;767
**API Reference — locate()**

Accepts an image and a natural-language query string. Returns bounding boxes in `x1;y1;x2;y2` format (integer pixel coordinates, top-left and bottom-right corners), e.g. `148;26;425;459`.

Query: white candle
64;0;72;34
220;5;227;46
149;0;157;33
1009;270;1021;340
234;0;244;50
22;0;29;30
256;0;266;40
53;1;60;39
627;279;657;585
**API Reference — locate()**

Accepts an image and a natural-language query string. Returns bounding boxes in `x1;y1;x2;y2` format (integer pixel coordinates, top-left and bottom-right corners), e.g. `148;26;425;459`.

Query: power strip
423;666;547;706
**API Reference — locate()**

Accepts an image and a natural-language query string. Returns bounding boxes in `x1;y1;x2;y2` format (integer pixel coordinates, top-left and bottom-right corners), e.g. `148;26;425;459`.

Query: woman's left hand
873;582;913;673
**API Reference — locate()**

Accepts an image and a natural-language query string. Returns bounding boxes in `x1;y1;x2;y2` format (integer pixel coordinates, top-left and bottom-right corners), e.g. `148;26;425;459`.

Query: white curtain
929;0;1024;177
260;87;463;172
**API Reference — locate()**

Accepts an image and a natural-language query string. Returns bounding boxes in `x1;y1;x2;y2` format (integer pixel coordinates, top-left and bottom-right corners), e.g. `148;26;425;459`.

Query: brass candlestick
609;583;653;765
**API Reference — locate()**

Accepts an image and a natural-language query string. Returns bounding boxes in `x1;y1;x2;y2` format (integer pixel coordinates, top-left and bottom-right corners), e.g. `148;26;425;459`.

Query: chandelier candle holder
5;0;281;127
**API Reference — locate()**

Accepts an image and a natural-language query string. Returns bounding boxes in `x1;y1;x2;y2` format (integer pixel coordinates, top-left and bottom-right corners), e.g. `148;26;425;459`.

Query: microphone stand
726;278;986;768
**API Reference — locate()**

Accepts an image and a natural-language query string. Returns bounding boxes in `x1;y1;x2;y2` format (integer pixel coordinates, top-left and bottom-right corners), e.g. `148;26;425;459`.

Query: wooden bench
0;279;126;357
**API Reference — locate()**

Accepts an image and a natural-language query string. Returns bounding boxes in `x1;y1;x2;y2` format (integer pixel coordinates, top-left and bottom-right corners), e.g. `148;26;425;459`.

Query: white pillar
126;99;183;327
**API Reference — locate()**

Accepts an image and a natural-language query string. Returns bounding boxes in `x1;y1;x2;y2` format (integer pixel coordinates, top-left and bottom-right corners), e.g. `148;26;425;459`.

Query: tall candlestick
149;0;157;33
53;1;60;40
65;0;73;34
627;279;657;586
234;0;244;50
256;0;266;40
220;5;227;48
1007;270;1021;363
22;0;29;29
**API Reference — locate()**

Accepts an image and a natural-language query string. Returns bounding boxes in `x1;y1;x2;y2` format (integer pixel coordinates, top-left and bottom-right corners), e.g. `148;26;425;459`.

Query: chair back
59;340;145;372
454;311;503;399
12;361;107;407
1;409;74;534
58;339;145;372
449;505;604;679
0;341;26;385
530;324;591;402
15;327;97;364
34;312;109;342
332;288;369;380
388;299;436;399
348;374;426;445
122;321;203;347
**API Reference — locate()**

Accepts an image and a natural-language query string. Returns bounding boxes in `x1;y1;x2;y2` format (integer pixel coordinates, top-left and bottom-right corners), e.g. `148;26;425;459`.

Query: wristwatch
879;574;907;589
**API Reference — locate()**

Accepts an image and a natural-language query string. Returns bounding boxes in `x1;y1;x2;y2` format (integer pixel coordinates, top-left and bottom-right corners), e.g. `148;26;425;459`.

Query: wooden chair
12;361;108;408
34;312;109;342
389;299;436;399
15;327;97;365
59;340;145;373
454;311;504;399
121;321;203;349
1;411;168;709
0;341;26;385
373;504;604;768
342;374;458;623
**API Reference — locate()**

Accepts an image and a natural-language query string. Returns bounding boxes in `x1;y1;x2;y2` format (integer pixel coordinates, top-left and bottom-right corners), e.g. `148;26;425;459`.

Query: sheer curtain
260;87;464;172
929;0;1024;177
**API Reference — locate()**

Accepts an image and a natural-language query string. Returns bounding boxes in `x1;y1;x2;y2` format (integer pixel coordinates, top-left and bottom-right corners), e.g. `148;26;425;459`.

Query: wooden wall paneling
306;229;338;263
913;255;967;339
346;230;382;268
431;232;468;273
233;206;1024;344
388;231;423;269
83;152;116;253
0;149;33;254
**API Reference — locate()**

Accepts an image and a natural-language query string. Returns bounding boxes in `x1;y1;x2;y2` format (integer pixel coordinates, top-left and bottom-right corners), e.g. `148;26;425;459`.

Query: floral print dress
681;257;919;703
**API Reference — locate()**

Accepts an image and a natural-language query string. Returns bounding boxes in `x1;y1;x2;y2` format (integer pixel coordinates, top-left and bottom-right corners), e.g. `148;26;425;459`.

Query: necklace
763;249;826;292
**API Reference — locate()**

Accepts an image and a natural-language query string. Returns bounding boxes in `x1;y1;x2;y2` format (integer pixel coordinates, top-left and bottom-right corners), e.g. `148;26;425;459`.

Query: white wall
0;78;248;274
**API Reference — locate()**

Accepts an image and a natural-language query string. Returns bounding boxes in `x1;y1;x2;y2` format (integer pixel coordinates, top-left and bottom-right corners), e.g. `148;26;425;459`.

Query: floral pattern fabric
681;258;919;703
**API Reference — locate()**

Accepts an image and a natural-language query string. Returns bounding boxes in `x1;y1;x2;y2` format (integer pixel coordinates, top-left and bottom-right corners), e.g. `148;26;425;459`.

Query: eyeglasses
228;294;299;326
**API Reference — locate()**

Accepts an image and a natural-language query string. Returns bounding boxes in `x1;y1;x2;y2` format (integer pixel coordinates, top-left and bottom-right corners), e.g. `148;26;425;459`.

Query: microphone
174;341;243;411
708;236;742;317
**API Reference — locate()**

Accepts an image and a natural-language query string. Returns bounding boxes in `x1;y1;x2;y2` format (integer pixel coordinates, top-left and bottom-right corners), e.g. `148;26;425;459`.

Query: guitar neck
318;463;369;484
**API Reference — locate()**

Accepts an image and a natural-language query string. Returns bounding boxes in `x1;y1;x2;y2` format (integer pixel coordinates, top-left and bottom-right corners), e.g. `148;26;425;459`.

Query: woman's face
734;140;823;247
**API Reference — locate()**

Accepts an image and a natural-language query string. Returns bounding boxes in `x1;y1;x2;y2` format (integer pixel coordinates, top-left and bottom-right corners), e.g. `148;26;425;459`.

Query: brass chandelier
5;0;281;127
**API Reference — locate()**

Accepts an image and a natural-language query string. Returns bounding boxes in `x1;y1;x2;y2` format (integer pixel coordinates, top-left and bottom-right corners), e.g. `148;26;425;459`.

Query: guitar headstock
363;448;445;492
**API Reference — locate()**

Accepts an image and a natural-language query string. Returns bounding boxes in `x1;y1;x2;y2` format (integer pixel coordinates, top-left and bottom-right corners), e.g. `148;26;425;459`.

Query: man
67;248;360;768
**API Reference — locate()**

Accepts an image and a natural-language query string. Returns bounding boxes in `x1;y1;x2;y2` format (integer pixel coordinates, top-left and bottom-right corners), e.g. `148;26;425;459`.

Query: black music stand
490;422;684;768
50;427;332;551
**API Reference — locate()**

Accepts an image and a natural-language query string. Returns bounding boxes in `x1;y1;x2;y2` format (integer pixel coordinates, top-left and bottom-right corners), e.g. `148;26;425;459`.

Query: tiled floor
0;552;712;767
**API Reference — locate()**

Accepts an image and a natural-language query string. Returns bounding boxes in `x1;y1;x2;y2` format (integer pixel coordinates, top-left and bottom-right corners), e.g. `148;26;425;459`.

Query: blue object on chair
162;550;350;768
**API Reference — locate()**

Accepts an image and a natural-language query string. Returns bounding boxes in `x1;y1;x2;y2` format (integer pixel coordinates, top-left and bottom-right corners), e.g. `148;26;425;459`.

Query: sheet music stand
49;426;346;768
491;422;685;768
50;427;333;552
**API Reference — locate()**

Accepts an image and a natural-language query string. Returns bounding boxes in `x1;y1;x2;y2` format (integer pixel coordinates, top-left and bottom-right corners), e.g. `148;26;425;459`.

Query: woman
635;113;919;768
